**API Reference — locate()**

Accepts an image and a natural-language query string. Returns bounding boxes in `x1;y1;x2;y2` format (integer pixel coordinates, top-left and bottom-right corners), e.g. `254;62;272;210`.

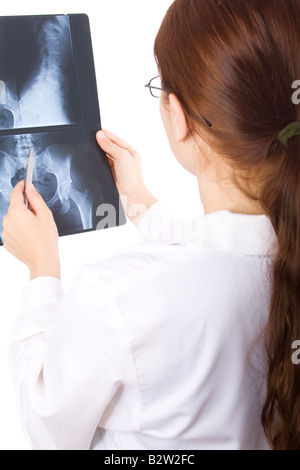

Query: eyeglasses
145;75;212;128
145;75;168;99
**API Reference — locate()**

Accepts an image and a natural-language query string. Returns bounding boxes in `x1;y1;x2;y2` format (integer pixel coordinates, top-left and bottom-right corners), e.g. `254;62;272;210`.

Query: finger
25;184;48;215
102;130;139;156
96;131;131;162
10;180;26;205
97;130;139;159
107;154;115;164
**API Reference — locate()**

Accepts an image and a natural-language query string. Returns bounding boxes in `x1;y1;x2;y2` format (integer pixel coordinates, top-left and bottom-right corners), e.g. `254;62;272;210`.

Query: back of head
155;0;300;450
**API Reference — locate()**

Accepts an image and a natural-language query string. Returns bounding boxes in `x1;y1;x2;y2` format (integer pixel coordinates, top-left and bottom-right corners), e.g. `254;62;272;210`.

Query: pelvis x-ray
0;15;79;129
0;131;96;243
0;14;123;244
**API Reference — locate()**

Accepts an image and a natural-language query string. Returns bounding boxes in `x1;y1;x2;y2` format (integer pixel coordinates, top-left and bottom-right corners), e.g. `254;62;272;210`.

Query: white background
0;0;202;450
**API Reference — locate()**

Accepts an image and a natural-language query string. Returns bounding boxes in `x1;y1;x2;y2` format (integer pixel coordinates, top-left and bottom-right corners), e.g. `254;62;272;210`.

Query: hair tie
278;122;300;148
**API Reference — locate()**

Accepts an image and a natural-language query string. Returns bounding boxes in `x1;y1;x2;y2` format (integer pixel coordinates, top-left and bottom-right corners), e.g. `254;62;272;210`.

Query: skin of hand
2;180;61;281
96;130;158;224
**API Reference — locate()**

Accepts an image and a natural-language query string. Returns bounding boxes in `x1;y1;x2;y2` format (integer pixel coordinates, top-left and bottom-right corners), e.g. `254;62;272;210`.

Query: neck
197;168;265;216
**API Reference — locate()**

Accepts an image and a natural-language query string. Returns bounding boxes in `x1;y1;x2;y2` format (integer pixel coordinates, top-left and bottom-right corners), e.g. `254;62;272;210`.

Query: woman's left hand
2;180;61;281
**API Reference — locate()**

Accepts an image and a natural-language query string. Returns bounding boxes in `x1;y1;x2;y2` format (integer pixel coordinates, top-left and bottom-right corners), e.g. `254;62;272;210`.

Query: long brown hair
155;0;300;450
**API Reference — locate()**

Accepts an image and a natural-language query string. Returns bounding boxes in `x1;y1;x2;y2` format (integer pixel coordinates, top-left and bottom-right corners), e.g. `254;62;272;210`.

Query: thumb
96;130;130;162
26;184;48;215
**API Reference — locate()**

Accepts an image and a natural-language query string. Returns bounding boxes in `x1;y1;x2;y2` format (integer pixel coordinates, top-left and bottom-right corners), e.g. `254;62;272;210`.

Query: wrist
125;189;159;226
29;256;61;281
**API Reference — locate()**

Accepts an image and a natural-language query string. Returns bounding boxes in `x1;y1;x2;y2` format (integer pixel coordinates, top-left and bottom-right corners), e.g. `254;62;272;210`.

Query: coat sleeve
8;267;141;450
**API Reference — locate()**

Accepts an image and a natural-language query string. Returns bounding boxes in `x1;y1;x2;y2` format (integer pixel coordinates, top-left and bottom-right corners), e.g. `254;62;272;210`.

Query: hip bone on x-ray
0;131;96;244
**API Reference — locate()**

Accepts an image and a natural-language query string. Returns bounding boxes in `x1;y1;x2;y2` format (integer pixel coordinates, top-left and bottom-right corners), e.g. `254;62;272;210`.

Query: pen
24;148;34;209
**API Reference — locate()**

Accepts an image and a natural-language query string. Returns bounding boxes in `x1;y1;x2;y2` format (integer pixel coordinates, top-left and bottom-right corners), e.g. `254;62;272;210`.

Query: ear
168;93;190;143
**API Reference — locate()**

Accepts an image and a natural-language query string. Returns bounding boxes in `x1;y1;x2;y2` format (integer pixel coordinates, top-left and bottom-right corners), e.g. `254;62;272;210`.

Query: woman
3;0;300;450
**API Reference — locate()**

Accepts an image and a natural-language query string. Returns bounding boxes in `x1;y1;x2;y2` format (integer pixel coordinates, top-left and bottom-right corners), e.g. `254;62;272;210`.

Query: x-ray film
0;14;125;245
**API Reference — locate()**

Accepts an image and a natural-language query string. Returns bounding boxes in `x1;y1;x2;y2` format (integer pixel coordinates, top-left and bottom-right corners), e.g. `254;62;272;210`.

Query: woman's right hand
96;130;158;225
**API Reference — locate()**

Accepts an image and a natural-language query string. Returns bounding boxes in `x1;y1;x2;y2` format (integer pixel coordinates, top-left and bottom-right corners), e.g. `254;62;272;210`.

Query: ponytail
261;135;300;449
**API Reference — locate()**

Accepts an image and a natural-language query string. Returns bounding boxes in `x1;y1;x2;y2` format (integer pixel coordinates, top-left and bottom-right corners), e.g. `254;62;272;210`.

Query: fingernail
98;130;106;139
26;183;35;191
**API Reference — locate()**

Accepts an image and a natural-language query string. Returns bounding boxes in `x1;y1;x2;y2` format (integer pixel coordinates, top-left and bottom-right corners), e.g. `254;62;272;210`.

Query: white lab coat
8;202;277;450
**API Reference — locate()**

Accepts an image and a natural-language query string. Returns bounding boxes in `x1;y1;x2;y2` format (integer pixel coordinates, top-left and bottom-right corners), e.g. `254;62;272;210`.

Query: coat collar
192;210;278;256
